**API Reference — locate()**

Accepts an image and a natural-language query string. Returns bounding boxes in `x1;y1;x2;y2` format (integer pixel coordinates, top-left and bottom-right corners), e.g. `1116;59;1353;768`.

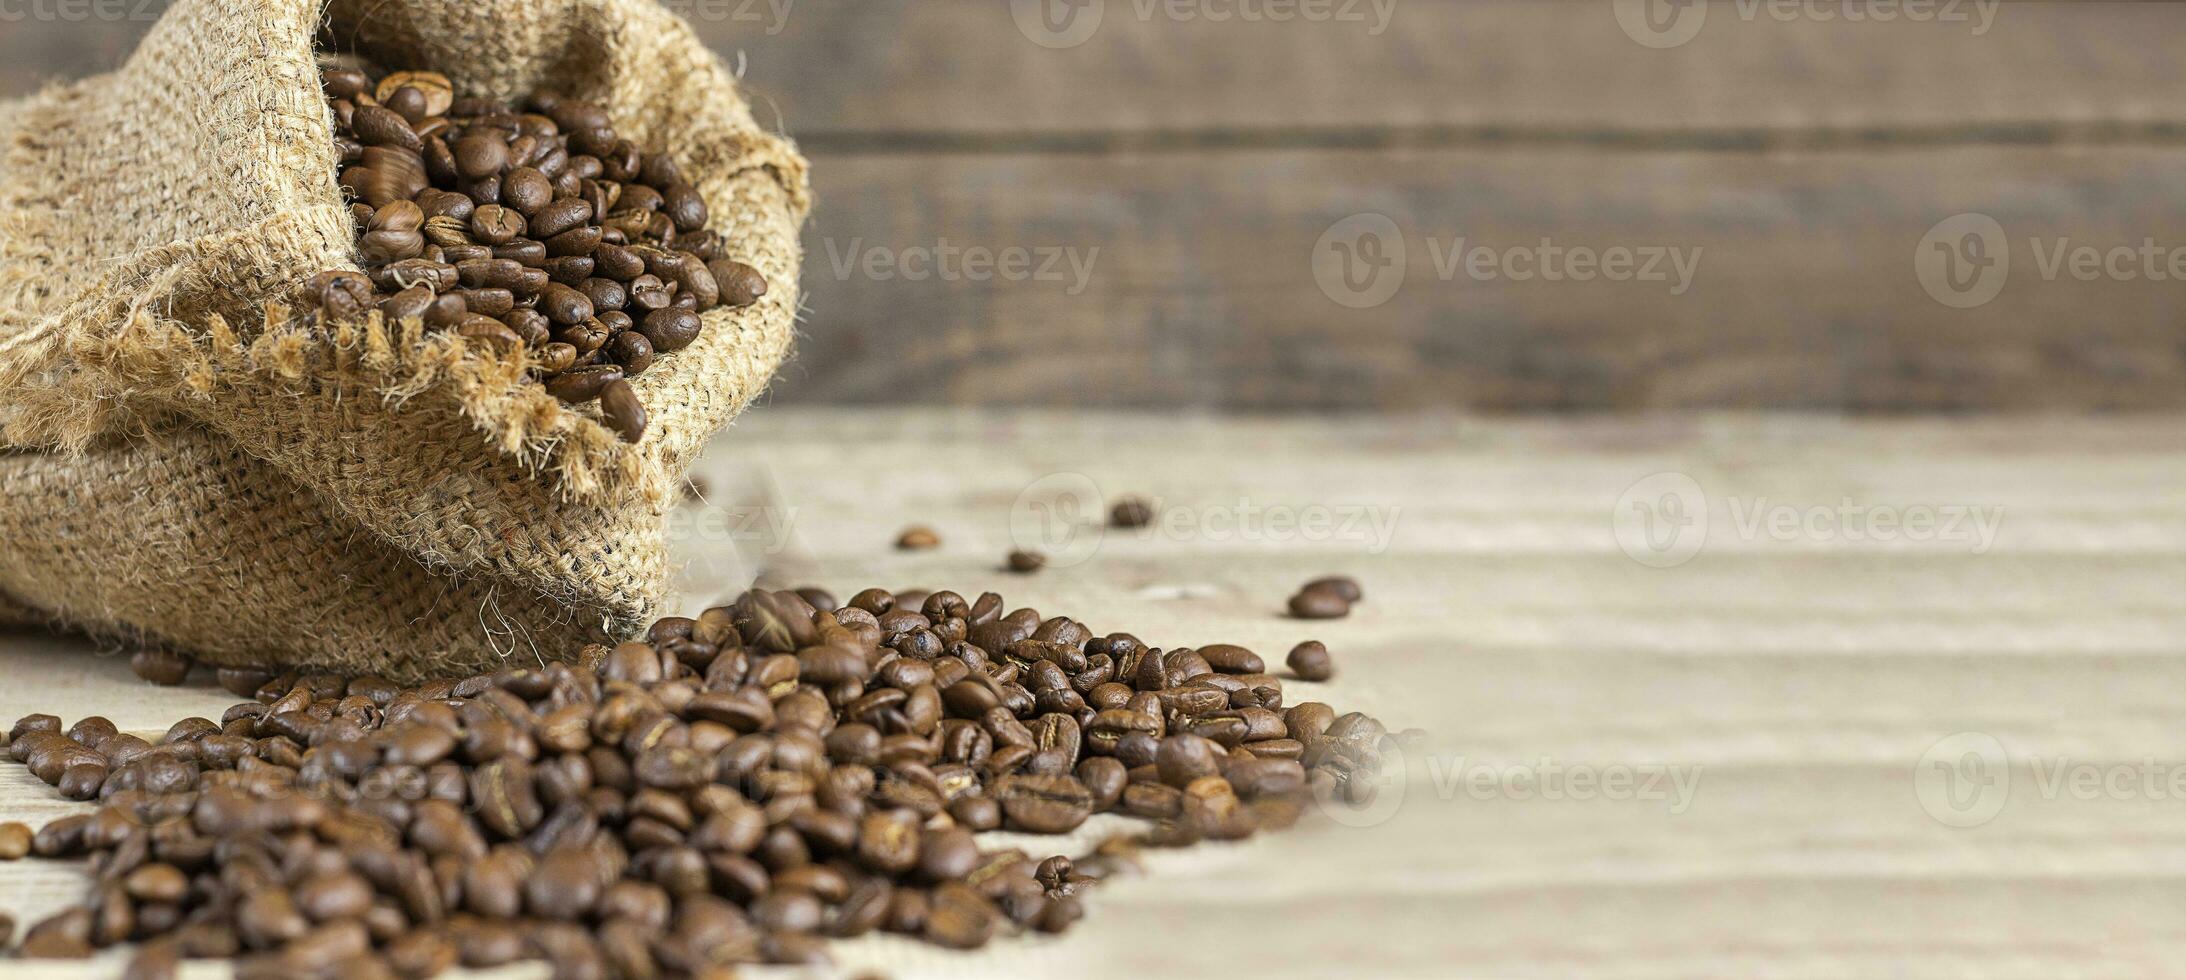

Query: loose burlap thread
0;0;809;679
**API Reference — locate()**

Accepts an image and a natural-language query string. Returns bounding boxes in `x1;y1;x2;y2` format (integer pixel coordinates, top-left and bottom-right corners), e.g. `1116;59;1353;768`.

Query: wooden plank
2;411;2186;978
778;144;2186;410
14;2;2186;138
716;0;2186;141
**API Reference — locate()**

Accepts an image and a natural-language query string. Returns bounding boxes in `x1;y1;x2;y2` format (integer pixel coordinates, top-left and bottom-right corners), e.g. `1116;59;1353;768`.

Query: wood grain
725;0;2186;143
3;409;2186;978
10;5;2186;410
793;144;2186;410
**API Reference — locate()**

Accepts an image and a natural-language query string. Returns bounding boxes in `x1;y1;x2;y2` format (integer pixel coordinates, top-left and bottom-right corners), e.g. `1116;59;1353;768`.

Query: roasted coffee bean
995;773;1093;833
896;526;941;550
0;821;32;859
545;364;624;403
352;105;421;152
538;283;595;326
1288;587;1350;620
1303;575;1363;603
1006;550;1046;574
638;307;702;353
1200;644;1265;674
1286;640;1335;681
710;259;768;308
604;329;654;375
1110;496;1156;528
129;648;193;686
599;380;647;442
503;166;553;215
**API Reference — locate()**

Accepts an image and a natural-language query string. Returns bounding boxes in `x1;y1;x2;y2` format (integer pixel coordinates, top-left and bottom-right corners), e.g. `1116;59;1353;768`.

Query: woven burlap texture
0;0;810;679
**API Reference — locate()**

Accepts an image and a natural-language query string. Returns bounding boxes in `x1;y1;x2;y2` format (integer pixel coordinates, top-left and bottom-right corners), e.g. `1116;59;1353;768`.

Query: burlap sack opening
0;0;809;677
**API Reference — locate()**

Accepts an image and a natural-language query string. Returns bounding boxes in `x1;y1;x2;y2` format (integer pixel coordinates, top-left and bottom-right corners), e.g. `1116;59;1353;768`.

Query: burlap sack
0;0;809;679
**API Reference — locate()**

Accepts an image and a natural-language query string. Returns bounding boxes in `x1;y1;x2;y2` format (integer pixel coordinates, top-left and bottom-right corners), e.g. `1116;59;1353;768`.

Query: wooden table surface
4;408;2186;977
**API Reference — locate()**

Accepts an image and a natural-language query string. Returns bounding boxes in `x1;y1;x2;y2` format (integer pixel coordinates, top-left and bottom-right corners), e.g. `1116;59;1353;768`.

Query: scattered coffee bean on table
1108;496;1155;529
307;64;773;443
2;588;1391;975
896;526;941;550
1287;575;1362;619
1286;640;1335;681
1005;550;1046;573
128;648;194;687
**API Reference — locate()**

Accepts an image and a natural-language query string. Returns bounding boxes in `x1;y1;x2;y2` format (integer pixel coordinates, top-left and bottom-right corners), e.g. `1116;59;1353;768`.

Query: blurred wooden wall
9;1;2186;411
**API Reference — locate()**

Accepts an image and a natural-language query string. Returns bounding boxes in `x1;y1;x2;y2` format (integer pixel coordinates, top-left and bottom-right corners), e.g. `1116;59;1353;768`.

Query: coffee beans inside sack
311;66;774;443
0;0;809;675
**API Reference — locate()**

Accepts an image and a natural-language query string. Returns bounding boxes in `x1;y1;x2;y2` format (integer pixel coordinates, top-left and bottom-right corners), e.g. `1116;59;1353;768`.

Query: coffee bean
1006;550;1046;574
1200;643;1265;674
638;307;702;353
709;259;767;308
545;364;624;403
995;773;1093;833
1303;575;1363;603
1110;496;1156;528
0;821;31;860
1287;587;1350;620
503;166;553;215
129;648;193;686
599;379;647;442
351;105;421;152
1286;640;1335;681
469;205;526;245
531;198;595;240
897;526;941;550
604;330;654;375
538;283;595;326
458;315;523;351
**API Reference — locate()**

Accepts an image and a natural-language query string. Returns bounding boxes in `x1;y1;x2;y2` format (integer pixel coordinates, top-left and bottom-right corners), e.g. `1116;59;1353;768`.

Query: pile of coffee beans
1288;575;1361;620
305;64;770;443
3;587;1389;976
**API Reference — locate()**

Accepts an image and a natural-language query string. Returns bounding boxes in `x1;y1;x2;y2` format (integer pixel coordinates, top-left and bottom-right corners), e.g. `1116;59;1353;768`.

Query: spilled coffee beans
3;587;1391;975
308;65;772;443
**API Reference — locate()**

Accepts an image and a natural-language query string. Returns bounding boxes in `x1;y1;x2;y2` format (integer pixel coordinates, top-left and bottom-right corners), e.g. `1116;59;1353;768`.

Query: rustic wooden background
7;1;2186;411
